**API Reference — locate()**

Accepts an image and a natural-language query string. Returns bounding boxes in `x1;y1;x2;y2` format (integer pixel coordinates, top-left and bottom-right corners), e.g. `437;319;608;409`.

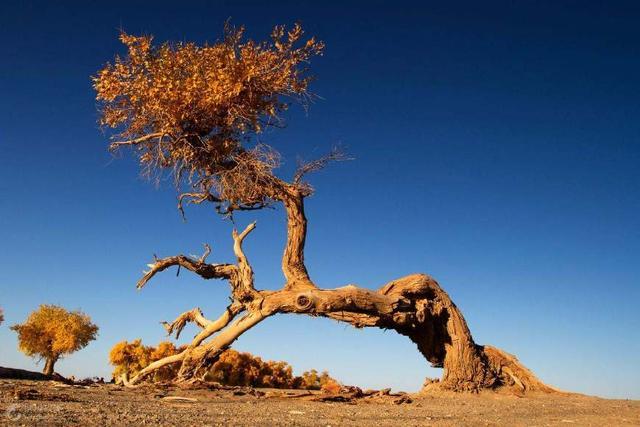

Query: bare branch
161;307;212;339
125;351;186;385
190;303;243;347
233;222;257;251
177;192;222;220
199;244;211;263
293;147;352;185
137;253;236;289
125;303;245;386
109;132;164;150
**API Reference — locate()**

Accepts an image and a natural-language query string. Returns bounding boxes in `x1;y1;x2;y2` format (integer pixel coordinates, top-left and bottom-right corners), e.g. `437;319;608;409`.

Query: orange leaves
108;340;340;389
93;23;323;214
94;22;322;152
109;339;185;381
320;378;342;394
207;349;339;389
10;305;98;361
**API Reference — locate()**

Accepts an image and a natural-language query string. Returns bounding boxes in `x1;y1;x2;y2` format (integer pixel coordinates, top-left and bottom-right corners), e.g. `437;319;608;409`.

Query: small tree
11;305;98;375
0;308;4;325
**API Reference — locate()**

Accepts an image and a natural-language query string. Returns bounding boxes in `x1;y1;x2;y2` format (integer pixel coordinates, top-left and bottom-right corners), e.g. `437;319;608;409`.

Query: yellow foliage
93;23;323;214
320;378;342;394
108;339;152;379
109;339;186;381
108;341;339;389
11;305;98;362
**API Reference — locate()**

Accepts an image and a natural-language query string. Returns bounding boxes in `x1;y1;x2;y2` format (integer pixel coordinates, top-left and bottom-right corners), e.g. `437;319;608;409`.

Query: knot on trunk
295;293;314;311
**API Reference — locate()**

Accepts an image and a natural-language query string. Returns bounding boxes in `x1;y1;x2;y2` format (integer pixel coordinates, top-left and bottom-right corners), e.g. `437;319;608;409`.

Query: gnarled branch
161;307;213;339
278;187;315;290
137;252;236;289
230;222;258;301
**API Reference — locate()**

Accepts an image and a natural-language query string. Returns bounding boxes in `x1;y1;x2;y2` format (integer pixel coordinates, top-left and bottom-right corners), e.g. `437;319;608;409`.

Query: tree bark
279;187;315;290
43;356;57;376
257;274;552;393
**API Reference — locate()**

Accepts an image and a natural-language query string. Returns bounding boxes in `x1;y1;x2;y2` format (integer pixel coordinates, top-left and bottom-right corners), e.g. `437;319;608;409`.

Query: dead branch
177;192;222;219
293;147;352;186
109;132;165;150
161;308;213;339
190;303;244;348
230;222;258;300
232;222;256;267
124;351;187;386
175;310;267;381
137;254;236;289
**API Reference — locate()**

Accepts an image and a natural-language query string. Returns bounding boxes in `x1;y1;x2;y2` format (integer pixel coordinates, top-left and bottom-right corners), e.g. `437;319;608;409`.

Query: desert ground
1;379;638;426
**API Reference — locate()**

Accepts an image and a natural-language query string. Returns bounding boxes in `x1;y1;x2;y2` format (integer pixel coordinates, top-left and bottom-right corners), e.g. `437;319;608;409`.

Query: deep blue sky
1;1;639;398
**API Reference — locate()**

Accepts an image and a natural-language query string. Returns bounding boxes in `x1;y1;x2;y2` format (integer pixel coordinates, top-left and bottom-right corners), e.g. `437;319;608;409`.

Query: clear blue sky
1;0;639;399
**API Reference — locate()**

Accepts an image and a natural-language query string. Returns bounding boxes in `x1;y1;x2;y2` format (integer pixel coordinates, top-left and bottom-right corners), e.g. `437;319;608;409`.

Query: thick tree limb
232;222;257;299
125;304;245;386
176;310;266;381
124;351;186;386
190;303;243;348
278;188;315;290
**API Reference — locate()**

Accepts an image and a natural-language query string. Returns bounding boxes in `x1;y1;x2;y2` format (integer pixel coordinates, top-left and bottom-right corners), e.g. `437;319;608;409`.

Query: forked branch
231;222;258;300
161;307;212;339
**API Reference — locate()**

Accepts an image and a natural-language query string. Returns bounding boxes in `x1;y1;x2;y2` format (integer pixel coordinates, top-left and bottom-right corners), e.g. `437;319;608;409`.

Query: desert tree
94;23;552;393
11;305;98;375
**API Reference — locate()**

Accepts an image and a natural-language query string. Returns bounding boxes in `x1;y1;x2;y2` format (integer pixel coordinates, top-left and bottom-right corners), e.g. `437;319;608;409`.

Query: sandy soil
0;379;638;426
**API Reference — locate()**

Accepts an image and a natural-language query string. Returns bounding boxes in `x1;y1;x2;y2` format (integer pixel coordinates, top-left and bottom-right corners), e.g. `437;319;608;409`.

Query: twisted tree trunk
122;186;552;394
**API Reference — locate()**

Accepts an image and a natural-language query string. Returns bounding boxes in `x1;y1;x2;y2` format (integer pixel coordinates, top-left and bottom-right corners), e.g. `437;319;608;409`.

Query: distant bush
299;368;337;390
109;339;186;382
320;378;342;394
109;340;340;389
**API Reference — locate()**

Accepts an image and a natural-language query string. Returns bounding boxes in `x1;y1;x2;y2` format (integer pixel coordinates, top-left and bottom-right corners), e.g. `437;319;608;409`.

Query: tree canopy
93;23;324;216
11;305;98;374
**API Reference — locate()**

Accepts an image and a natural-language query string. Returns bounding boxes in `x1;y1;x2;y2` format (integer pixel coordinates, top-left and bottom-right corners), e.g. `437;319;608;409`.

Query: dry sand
1;379;638;426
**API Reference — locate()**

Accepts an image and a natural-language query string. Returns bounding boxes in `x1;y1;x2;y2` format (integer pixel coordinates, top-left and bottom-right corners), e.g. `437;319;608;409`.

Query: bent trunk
259;273;552;393
124;186;552;394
